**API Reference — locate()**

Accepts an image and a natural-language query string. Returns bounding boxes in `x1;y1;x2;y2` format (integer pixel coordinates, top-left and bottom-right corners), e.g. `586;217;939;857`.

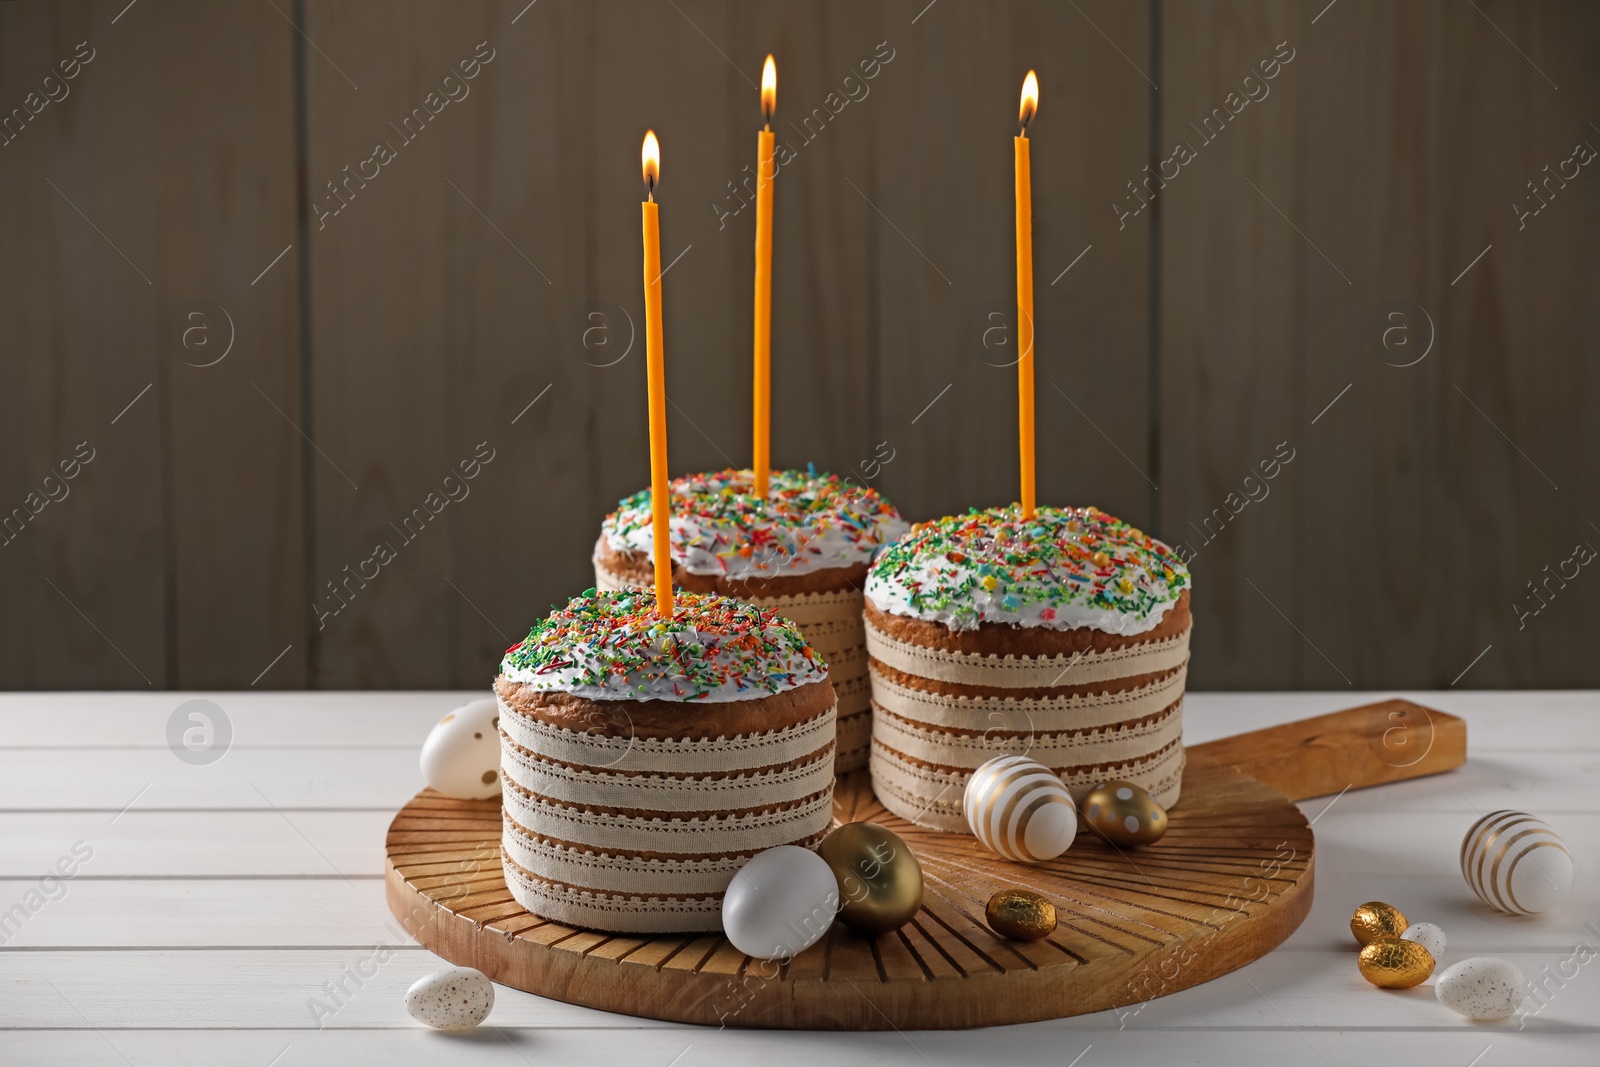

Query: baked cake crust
496;590;838;933
863;508;1193;832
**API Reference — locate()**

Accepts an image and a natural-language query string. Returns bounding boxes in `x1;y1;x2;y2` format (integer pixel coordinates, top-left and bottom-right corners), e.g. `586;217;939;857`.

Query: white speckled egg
404;966;494;1029
1402;922;1447;960
1460;811;1573;915
963;754;1076;862
1436;957;1526;1021
420;697;502;799
721;845;839;960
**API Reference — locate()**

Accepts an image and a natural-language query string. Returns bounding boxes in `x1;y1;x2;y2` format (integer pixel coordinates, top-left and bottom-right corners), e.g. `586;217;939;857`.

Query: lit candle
641;130;673;618
1014;70;1038;519
753;54;777;499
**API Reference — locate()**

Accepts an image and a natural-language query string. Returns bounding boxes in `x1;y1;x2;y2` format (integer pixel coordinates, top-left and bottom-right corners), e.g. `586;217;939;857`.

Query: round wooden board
385;762;1314;1029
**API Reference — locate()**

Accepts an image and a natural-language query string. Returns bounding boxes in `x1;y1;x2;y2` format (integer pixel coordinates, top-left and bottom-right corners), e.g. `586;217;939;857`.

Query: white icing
498;591;829;703
864;506;1190;636
601;468;909;580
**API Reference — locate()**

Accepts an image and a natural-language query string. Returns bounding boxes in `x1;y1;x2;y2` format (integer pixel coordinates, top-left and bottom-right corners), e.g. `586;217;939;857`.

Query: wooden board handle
1185;698;1467;802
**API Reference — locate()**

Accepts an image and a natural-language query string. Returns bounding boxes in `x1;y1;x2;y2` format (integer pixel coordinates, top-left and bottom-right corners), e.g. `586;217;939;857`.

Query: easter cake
594;467;907;773
496;588;837;933
863;505;1191;832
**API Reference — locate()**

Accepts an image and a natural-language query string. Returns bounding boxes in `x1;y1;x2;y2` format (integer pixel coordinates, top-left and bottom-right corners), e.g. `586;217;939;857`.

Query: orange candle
1014;70;1038;519
640;130;673;618
753;55;777;498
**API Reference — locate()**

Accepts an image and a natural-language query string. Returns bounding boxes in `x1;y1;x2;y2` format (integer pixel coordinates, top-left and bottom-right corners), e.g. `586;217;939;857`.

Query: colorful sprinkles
500;588;828;702
866;505;1190;633
602;467;907;577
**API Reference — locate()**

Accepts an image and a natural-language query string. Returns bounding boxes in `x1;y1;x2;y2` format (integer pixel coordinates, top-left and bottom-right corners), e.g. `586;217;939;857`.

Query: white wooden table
2;691;1596;1066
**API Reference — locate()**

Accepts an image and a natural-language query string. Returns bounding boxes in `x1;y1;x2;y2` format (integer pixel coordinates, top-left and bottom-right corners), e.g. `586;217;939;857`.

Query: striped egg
962;754;1077;862
1460;810;1573;915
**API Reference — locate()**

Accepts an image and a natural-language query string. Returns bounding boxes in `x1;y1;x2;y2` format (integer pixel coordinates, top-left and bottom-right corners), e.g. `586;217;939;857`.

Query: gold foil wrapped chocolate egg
818;822;923;935
1357;937;1435;988
986;889;1057;941
1350;901;1408;947
1081;780;1168;846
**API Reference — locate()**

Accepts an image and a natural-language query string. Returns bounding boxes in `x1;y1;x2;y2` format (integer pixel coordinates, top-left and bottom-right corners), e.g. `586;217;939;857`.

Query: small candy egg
1461;811;1573;915
1090;551;1112;567
963;754;1077;862
404;967;494;1029
818;823;923;935
1436;957;1527;1021
1081;780;1168;847
1350;901;1408;947
1357;937;1435;989
986;889;1057;941
420;697;502;800
722;845;840;960
1402;922;1447;960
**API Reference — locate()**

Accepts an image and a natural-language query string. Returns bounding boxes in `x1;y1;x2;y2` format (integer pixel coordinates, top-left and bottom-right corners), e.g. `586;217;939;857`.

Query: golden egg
818;822;923;935
1081;780;1168;847
986;889;1057;941
1350;901;1408;947
1357;937;1435;988
1091;551;1112;568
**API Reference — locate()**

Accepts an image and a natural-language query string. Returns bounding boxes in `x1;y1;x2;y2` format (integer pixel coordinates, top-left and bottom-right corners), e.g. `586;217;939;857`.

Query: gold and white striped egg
1460;810;1573;915
962;754;1077;862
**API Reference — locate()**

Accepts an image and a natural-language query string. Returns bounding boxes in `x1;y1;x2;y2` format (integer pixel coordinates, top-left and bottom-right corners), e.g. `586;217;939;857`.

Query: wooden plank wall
0;0;1594;691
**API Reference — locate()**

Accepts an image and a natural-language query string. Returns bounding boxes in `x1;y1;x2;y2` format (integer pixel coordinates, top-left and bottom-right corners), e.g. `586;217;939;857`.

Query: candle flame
761;55;777;122
641;130;660;193
1019;70;1039;129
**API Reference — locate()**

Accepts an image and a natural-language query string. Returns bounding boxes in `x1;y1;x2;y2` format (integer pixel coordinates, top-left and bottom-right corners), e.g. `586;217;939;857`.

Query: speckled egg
1350;901;1408;947
404;966;495;1029
1081;780;1167;847
1461;811;1573;915
1436;957;1527;1021
1402;922;1447;960
1357;937;1435;989
420;697;502;799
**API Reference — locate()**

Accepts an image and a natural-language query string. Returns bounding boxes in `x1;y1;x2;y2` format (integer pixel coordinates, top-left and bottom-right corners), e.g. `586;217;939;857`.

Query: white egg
1436;957;1526;1021
721;845;840;960
1402;922;1447;960
404;966;494;1029
420;697;503;799
1460;810;1573;914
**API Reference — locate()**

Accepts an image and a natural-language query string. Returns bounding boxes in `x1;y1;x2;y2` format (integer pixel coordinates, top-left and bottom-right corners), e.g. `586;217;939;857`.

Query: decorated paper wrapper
495;589;837;934
865;610;1190;833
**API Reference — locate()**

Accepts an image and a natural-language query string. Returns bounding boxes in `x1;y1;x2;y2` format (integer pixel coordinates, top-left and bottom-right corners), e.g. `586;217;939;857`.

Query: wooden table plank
4;1029;1598;1067
4;690;1595;751
4;946;1597;1031
3;740;1596;811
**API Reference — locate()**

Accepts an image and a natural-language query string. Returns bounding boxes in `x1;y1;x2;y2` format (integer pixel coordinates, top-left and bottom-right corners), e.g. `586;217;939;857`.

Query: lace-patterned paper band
871;699;1183;771
866;614;1191;832
503;779;834;856
594;555;873;773
868;662;1186;732
497;697;836;775
499;694;835;933
869;737;1186;833
502;850;723;934
864;615;1190;689
500;734;838;812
